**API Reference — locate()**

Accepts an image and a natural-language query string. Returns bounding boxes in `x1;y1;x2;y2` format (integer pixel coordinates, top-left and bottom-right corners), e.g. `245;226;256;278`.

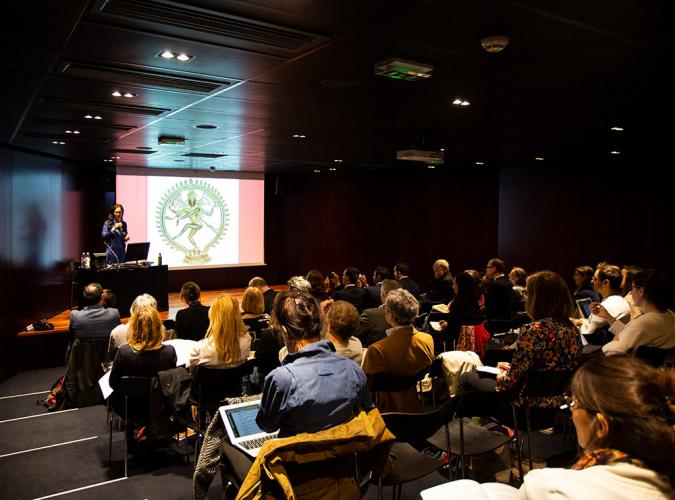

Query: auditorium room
1;1;673;499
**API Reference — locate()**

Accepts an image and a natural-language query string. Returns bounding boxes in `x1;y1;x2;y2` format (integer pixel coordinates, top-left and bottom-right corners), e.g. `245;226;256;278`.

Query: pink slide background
239;179;264;264
118;176;148;242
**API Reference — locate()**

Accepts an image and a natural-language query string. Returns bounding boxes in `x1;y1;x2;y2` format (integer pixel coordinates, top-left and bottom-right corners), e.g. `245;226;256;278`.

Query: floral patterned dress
496;318;582;408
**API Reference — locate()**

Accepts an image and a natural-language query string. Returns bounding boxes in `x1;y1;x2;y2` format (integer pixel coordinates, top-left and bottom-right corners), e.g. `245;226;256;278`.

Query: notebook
575;298;592;319
219;400;279;458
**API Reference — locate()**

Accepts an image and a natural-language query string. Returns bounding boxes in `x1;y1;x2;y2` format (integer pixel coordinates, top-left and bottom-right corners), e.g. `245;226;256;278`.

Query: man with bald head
422;259;455;304
69;282;121;340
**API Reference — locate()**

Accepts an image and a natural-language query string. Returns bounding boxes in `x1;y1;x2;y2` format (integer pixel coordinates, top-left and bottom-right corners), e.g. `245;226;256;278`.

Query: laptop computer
219;400;279;458
124;242;150;263
575;298;593;319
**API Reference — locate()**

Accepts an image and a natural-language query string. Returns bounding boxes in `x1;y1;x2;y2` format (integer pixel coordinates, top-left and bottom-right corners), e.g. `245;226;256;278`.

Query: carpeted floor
0;366;577;499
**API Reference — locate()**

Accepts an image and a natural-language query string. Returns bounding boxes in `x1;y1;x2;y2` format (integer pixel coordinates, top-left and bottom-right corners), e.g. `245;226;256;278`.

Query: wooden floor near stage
17;285;287;337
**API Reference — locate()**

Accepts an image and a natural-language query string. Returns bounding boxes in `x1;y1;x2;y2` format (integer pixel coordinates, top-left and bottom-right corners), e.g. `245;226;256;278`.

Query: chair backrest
635;346;671;367
192;364;248;408
382;397;457;443
522;369;574;398
117;376;156;423
368;365;429;393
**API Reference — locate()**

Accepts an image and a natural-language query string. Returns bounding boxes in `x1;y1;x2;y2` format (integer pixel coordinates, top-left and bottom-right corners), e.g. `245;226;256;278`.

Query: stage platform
17;285;287;338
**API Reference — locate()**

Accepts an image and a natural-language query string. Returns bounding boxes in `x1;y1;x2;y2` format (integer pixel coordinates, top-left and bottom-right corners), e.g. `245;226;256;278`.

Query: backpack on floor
39;375;67;411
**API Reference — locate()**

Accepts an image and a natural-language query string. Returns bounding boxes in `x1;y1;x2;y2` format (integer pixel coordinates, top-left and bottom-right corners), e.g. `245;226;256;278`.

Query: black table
75;265;169;317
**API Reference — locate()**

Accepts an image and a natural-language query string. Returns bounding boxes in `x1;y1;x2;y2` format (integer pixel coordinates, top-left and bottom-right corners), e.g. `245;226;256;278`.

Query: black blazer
355;306;392;347
399;277;421;299
334;285;369;313
263;289;277;315
364;283;382;309
485;276;516;321
175;302;210;341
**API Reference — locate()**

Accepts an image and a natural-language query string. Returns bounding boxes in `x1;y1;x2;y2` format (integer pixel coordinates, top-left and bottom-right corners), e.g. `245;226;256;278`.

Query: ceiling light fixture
475;161;484;165
440;148;445;152
427;165;435;169
176;53;191;62
610;126;624;131
610;151;621;155
123;92;135;98
460;100;470;106
535;157;545;161
94;115;102;120
453;98;470;106
160;50;175;59
112;91;122;97
313;169;321;173
292;134;307;139
334;159;342;163
481;35;510;53
329;167;337;171
84;114;93;119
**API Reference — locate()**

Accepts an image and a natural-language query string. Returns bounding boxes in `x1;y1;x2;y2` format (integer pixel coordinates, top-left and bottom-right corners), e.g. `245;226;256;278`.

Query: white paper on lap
164;338;198;367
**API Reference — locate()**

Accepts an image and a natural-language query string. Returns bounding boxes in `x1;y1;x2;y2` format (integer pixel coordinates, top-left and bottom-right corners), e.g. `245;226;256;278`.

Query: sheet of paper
431;304;449;313
164;338;198;367
477;366;500;375
430;321;443;331
98;370;113;399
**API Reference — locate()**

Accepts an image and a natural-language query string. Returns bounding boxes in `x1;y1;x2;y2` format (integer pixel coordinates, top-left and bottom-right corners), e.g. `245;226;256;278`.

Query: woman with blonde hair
188;294;251;369
240;286;270;339
109;306;177;390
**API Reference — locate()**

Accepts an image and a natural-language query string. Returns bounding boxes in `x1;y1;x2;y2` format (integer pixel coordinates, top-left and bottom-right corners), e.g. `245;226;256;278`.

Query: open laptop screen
125;242;150;262
225;404;264;439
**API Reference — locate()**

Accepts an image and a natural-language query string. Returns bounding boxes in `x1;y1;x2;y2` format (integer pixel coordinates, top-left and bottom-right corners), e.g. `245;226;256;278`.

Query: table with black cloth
75;265;168;317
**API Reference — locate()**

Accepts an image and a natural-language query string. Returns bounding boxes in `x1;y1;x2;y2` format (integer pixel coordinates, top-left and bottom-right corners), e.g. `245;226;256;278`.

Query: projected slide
116;171;264;269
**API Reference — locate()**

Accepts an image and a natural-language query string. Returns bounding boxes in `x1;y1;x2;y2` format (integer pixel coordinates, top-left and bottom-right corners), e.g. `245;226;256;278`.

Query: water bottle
157;253;163;266
84;252;91;269
80;252;86;268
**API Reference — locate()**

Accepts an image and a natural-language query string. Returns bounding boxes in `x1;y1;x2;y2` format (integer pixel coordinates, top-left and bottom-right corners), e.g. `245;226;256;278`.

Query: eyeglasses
565;398;597;414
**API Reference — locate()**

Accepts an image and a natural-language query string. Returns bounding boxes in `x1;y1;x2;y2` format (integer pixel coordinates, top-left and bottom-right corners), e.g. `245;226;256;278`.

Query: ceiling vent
374;58;433;81
182;152;228;158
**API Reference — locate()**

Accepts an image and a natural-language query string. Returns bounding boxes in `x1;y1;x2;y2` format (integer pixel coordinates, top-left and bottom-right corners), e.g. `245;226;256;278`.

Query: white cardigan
603;310;675;355
518;463;674;500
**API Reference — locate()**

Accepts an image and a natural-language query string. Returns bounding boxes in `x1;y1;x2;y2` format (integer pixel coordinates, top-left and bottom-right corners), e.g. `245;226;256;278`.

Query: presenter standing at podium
102;204;129;264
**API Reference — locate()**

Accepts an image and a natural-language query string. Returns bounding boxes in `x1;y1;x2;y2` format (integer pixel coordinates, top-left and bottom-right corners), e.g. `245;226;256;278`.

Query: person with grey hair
421;258;455;308
356;279;401;347
362;288;434;412
108;293;160;359
287;275;311;293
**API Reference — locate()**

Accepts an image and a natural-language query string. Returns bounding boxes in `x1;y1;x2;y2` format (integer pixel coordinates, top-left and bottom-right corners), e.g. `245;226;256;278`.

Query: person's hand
320;299;334;316
357;274;368;288
496;371;508;382
438;320;447;330
590;302;612;321
124;235;130;242
115;222;123;230
571;317;584;327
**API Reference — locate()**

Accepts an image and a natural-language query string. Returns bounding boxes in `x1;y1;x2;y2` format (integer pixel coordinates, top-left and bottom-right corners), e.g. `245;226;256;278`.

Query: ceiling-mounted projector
396;149;444;164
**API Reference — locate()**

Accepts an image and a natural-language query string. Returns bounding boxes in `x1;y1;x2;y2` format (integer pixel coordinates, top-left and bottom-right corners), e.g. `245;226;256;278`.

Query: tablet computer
576;298;592;319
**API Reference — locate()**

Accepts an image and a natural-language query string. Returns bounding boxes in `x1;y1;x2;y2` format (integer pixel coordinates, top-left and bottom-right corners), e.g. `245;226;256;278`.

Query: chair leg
526;407;533;472
124;398;129;478
377;476;383;500
459;418;466;478
511;403;524;484
108;404;113;463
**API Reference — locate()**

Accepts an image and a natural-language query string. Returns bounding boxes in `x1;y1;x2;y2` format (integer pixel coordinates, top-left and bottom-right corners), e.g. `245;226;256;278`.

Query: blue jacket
256;340;373;437
69;304;121;340
102;220;127;264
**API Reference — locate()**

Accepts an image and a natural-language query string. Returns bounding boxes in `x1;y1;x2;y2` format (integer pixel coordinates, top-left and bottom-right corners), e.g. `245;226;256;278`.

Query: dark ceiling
2;0;673;173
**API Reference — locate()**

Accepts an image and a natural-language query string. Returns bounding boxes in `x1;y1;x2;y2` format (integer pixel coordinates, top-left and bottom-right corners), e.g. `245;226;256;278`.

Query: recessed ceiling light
94;115;102;120
52;141;59;144
460;100;470;106
610;126;624;131
427;165;435;169
59;141;65;145
176;53;192;62
329;167;337;171
475;161;484;165
195;124;218;129
334;159;342;163
440;148;445;152
84;114;93;119
73;130;80;134
112;91;122;97
160;50;174;59
535;157;544;161
123;92;135;98
104;159;112;163
65;130;72;134
293;134;307;139
452;98;462;105
313;169;321;173
610;151;621;155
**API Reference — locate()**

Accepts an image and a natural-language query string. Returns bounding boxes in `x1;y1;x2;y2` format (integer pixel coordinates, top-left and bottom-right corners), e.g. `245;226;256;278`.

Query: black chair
108;376;188;477
189;362;254;459
516;369;575;473
368;366;430;409
375;397;458;500
426;390;518;480
483;348;515;367
634;345;672;367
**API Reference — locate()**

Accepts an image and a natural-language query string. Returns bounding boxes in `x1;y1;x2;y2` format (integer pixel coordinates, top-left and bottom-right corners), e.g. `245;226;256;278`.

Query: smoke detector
481;35;510;53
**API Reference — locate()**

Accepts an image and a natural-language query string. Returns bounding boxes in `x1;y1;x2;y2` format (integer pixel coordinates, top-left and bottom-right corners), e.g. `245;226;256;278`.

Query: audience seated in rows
187;294;251;370
575;263;631;344
518;355;674;499
325;300;363;365
305;269;329;302
334;266;368;312
594;269;675;356
362;288;434;413
240;287;270;340
109;293;160;359
174;281;210;341
356;279;400;347
458;270;582;410
248;276;276;315
287;275;310;293
69;282;120;340
364;266;390;309
394;261;421;299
